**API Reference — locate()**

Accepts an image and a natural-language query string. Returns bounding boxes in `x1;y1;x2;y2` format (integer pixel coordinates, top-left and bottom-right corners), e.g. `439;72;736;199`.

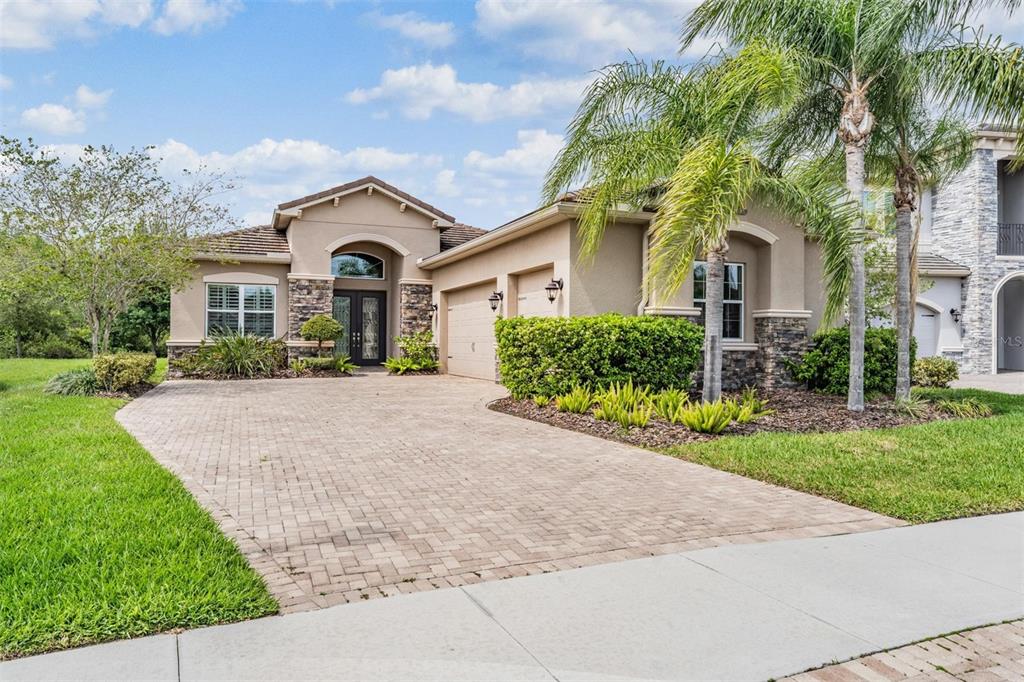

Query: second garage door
446;281;496;380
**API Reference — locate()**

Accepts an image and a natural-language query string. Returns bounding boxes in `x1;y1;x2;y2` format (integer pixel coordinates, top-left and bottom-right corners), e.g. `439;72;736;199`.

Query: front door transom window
331;252;384;279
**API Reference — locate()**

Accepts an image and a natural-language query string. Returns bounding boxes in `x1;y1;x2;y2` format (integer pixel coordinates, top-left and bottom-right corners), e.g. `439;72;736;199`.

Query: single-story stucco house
168;175;828;388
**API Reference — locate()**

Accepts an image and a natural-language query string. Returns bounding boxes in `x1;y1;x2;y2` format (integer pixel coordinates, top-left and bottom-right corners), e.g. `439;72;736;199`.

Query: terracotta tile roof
440;223;488;251
918;252;970;274
277;175;456;223
200;225;290;256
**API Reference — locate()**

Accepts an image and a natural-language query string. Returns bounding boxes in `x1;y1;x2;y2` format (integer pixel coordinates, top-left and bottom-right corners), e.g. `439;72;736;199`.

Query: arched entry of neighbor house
993;271;1024;373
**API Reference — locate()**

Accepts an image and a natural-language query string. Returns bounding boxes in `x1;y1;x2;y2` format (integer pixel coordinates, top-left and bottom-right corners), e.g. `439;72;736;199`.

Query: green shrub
679;400;734;434
44;368;99;396
935;397;992;418
651;388;689;423
384;356;419;375
176;334;285;378
532;394;551;407
300;314;344;357
384;331;438;374
789;326;914;396
593;400;651;429
26;335;90;359
913;356;959;388
554;386;594;413
93;353;157;391
495;314;703;399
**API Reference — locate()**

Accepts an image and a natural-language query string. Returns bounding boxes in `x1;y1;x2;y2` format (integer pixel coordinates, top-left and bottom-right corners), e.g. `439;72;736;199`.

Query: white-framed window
206;284;276;337
331;252;385;279
693;262;744;340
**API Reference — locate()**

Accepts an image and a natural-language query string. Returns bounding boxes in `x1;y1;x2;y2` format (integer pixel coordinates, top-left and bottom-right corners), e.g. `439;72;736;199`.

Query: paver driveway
117;373;901;612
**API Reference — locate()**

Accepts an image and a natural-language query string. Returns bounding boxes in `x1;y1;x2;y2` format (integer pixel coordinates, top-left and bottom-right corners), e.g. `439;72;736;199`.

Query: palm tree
544;47;854;401
866;113;973;398
684;0;1024;410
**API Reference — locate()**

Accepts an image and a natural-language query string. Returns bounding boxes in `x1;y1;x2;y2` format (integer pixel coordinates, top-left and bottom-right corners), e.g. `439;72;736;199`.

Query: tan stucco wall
287;190;440;281
803;239;827;334
169;261;290;341
569;221;646;316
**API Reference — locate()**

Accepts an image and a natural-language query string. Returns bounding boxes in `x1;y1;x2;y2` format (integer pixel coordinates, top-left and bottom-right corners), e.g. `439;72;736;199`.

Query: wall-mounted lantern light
488;291;504;312
545;278;564;303
950;308;962;325
430;303;438;316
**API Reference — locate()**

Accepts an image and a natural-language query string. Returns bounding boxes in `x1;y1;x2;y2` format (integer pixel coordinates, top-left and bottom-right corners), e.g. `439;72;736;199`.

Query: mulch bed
488;389;947;448
95;382;159;400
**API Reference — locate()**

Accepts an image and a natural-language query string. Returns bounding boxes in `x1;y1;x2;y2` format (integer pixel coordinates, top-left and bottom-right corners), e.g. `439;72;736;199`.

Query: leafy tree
544;47;855;401
300;314;343;358
684;0;1024;410
0;137;236;355
111;287;171;356
0;235;71;357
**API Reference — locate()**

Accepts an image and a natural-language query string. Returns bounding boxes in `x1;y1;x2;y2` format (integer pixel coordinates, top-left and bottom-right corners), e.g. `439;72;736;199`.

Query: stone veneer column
287;275;333;358
399;281;433;336
754;314;810;390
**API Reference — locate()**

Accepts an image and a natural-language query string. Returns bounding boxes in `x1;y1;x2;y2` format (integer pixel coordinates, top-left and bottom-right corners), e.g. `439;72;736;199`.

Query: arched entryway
993;271;1024;373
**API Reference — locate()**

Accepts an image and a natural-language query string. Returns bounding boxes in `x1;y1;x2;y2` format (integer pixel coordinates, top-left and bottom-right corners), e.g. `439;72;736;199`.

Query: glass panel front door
331;295;351;357
333;291;385;365
361;296;380;361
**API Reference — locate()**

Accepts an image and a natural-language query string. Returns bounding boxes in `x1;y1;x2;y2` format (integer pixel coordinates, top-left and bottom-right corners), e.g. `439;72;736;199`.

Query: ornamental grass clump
44;368;100;396
554;386;594;413
934;397;992;419
679;399;734;434
178;334;286;378
651;388;689;423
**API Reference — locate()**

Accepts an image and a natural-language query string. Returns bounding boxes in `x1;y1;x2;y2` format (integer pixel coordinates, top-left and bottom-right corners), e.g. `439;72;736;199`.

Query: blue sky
1;1;1021;230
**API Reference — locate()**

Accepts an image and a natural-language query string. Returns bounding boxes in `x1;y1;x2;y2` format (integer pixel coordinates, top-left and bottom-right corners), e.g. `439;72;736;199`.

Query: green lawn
0;358;276;659
661;388;1024;523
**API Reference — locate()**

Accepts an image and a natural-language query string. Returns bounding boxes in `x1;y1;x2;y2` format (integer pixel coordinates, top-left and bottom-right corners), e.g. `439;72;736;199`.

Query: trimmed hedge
93;353;157;391
913;356;959;388
789;326;914;396
495;313;703;398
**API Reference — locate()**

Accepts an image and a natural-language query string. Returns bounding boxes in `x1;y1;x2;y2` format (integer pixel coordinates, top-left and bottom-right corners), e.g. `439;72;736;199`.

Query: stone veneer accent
931;148;1022;373
693;349;760;391
755;316;809;390
288;277;333;340
399;282;433;336
166;343;202;378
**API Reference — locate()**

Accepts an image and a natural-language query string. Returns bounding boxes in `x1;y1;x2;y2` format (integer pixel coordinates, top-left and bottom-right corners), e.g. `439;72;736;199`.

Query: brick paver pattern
787;621;1024;682
117;374;902;612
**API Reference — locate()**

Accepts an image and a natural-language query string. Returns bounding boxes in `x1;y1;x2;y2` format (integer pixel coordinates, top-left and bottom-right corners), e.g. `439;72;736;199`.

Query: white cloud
368;11;455;48
74;84;113;109
148;137;444;224
0;74;12;90
0;0;239;48
20;104;87;135
0;0;153;49
151;0;241;35
474;0;715;64
346;63;592;122
434;169;460;197
464;129;562;175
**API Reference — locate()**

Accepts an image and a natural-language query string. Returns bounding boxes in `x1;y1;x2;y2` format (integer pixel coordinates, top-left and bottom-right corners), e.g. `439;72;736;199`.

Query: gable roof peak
273;176;456;226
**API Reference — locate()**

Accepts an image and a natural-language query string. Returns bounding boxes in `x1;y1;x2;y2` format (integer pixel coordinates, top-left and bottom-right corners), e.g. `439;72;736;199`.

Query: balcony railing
998;223;1024;256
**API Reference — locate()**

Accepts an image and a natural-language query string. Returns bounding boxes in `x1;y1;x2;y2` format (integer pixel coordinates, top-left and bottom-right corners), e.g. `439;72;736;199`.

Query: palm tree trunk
894;199;914;400
702;244;727;402
839;80;874;412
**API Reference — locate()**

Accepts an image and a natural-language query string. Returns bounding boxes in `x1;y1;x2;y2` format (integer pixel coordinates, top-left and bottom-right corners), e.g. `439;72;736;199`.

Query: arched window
331;252;384;279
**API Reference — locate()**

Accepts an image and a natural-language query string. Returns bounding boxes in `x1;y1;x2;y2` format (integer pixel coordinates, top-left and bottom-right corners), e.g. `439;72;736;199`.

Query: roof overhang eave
194;252;292;264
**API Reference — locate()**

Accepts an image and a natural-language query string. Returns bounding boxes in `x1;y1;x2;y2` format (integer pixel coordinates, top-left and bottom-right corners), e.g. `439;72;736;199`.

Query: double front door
332;291;386;365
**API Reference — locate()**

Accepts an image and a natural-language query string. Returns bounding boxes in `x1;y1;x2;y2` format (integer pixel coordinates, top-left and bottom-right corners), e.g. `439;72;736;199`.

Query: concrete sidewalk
4;512;1021;681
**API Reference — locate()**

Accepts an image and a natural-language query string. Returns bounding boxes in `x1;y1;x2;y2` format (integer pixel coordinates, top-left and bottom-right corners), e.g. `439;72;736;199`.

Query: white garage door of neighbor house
914;306;939;357
446;282;497;380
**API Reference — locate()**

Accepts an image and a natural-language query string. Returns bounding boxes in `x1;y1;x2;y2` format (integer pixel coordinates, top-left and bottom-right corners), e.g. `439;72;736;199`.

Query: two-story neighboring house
924;127;1024;375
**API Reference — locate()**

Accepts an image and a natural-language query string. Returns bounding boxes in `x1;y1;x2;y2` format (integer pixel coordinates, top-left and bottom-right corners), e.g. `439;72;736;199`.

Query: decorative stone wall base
288;278;333;341
166;344;202;378
400;282;433;337
692;350;759;391
755;316;809;390
286;344;333;361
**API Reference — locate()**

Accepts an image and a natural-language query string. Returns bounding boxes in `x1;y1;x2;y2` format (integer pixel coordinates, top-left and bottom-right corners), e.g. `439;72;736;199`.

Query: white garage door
446;281;497;380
